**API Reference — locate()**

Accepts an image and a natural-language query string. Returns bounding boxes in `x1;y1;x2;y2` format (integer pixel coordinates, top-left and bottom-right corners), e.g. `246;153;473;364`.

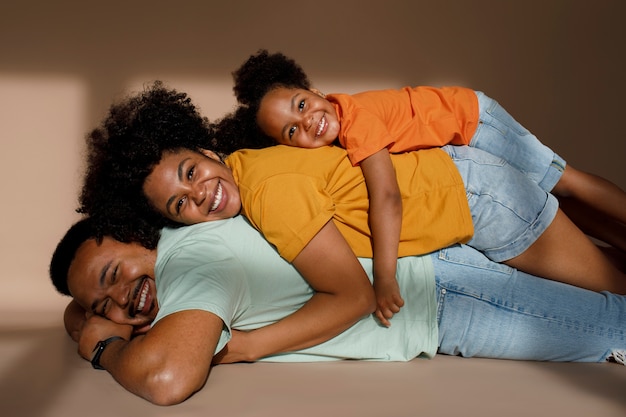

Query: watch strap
91;336;125;370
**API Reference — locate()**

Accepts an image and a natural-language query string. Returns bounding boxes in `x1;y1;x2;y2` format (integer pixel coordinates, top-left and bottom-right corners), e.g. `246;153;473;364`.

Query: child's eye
289;126;297;139
298;100;305;111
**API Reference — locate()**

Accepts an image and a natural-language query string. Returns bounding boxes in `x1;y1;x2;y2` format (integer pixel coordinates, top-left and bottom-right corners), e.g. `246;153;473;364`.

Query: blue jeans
430;244;626;362
470;91;566;192
442;145;559;262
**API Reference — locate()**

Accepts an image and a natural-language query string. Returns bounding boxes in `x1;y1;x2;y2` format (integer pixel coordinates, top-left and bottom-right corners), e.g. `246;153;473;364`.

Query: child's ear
310;88;326;99
199;148;223;162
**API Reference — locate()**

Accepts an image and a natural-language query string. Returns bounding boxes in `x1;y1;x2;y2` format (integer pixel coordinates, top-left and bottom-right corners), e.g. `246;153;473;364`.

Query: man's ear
310;88;326;99
199;148;223;162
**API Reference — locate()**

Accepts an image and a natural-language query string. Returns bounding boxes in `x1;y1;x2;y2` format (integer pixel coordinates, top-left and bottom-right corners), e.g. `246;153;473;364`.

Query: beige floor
1;321;624;417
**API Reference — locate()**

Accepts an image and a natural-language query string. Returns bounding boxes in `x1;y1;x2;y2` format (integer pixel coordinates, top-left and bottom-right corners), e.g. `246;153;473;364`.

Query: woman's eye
298;100;305;111
177;196;187;212
289;126;297;139
187;166;195;180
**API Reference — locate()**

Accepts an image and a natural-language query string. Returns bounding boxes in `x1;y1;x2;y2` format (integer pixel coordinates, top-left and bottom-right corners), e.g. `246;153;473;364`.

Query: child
231;49;626;324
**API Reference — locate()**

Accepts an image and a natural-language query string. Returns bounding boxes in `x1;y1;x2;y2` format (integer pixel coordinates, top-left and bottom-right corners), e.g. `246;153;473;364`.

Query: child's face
143;148;241;225
257;87;340;148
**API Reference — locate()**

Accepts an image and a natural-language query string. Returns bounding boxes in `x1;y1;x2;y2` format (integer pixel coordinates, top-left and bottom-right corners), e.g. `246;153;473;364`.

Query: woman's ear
310;88;326;99
199;148;223;162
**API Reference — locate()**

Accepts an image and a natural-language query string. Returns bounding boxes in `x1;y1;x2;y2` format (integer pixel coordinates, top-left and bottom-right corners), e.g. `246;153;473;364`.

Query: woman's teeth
210;183;223;212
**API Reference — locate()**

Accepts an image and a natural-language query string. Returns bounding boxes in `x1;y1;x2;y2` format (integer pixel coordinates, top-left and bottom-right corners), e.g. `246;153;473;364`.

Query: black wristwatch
91;336;125;370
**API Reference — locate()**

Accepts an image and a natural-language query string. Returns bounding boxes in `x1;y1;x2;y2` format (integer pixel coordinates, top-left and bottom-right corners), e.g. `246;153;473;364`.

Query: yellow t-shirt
329;86;478;165
226;145;473;262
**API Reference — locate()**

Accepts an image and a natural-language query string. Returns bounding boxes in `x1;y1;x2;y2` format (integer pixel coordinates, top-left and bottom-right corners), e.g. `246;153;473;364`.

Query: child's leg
559;193;626;253
505;208;626;293
443;145;626;293
470;91;626;247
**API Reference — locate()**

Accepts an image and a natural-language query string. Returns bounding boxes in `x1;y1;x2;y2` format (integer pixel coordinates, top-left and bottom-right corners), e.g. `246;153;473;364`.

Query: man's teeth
210;183;223;212
137;281;149;312
316;116;326;137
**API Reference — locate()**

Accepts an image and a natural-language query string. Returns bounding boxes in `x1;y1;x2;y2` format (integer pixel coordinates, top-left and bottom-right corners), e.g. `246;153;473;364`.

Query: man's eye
289;126;296;139
99;299;110;317
111;265;118;284
298;100;305;111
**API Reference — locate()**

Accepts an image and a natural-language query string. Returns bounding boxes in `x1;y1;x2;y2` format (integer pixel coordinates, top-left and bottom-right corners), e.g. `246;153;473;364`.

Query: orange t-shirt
328;86;478;165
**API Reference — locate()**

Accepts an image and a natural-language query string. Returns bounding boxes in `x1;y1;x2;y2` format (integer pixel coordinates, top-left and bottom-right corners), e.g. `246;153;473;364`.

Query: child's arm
213;219;377;363
360;148;405;327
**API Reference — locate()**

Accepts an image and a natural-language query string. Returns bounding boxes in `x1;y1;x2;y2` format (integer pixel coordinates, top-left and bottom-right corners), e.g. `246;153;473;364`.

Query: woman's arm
360;148;405;326
77;309;223;406
214;219;376;363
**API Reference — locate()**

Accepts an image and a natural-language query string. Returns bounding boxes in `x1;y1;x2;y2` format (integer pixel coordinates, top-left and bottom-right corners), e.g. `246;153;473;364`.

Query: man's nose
110;284;129;307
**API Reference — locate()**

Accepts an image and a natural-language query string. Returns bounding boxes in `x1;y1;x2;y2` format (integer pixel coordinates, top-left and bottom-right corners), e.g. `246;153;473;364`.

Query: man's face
67;237;159;328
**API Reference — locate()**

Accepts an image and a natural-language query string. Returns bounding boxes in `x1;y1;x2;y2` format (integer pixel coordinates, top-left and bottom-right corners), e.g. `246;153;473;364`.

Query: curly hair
79;81;221;248
232;49;311;107
230;49;313;148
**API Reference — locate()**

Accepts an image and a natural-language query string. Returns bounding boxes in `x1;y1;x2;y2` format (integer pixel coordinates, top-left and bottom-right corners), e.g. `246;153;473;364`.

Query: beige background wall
1;0;624;326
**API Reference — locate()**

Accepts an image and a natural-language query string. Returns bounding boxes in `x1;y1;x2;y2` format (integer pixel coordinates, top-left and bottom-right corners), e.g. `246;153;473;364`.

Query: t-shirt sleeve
331;93;396;166
154;240;248;355
242;172;335;262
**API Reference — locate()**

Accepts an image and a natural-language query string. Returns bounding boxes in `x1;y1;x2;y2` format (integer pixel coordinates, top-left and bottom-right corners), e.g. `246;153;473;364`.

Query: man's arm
64;299;86;342
77;309;223;406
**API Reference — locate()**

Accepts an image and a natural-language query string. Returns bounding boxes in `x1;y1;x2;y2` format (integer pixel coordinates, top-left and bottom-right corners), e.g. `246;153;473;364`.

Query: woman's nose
191;184;206;204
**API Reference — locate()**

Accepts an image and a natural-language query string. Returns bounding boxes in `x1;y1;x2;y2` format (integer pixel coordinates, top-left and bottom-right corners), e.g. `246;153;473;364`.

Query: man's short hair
49;218;100;296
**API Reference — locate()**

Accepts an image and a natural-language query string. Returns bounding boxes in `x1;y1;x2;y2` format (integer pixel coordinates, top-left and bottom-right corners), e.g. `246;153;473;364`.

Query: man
50;216;626;406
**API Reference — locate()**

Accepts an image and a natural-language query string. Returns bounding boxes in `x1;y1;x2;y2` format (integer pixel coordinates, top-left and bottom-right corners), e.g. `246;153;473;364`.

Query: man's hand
77;314;133;361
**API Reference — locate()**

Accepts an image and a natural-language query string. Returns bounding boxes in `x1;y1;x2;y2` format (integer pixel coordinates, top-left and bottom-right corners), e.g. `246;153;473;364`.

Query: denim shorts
470;91;566;192
442;145;559;262
430;244;626;362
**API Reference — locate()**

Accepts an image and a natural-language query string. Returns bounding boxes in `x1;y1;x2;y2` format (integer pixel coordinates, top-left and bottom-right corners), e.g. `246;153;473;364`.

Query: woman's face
144;149;241;225
257;87;341;148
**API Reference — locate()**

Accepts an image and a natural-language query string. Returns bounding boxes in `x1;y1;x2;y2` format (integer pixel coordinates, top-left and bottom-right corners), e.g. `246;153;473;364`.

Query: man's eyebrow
90;260;112;312
165;157;191;216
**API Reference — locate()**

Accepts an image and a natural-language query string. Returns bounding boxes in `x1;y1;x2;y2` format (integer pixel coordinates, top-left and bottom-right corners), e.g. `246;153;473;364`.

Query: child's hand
373;278;405;327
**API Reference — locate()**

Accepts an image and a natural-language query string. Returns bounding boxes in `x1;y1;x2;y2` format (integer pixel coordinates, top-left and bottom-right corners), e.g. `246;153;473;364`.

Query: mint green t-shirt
154;216;438;362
